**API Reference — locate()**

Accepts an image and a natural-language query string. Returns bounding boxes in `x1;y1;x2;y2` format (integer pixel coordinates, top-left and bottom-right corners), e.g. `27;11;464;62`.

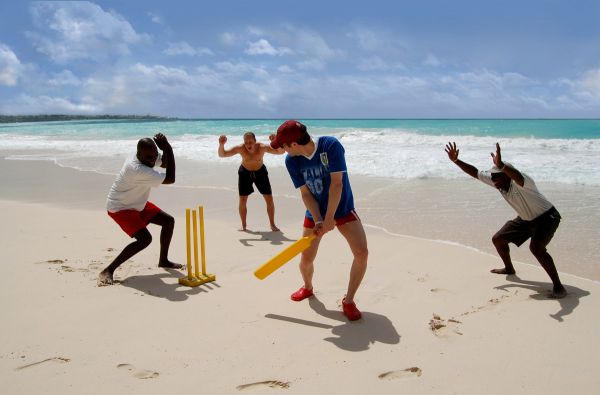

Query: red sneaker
342;298;362;321
291;287;314;301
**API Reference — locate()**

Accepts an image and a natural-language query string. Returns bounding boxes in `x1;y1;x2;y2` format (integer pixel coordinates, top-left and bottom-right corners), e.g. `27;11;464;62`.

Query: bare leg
148;211;182;269
530;242;566;298
298;227;321;291
98;228;152;286
262;194;279;231
491;233;516;274
337;220;368;304
239;195;248;231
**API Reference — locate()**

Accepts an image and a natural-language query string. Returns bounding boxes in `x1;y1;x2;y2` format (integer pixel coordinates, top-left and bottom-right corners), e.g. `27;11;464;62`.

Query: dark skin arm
445;142;478;178
154;133;175;184
491;143;524;187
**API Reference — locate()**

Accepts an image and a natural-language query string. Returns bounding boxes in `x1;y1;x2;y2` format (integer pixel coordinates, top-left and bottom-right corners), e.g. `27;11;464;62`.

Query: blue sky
1;0;599;118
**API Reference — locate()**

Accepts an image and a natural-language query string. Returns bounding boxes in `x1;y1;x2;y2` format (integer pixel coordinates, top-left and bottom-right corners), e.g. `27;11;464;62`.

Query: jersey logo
320;152;329;169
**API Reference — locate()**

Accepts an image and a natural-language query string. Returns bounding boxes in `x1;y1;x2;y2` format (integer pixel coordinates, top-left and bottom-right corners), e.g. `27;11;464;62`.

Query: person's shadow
120;269;220;301
494;275;590;322
265;296;400;352
239;230;295;247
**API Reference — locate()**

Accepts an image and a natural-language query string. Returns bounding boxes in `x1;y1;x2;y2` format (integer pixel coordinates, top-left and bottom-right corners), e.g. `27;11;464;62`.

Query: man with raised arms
445;141;567;298
218;131;284;231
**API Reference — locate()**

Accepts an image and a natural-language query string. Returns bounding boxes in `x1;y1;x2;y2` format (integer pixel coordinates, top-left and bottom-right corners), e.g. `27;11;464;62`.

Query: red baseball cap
270;120;307;149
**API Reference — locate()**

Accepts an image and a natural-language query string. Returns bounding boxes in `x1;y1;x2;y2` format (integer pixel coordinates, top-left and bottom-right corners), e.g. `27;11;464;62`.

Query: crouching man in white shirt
99;133;182;286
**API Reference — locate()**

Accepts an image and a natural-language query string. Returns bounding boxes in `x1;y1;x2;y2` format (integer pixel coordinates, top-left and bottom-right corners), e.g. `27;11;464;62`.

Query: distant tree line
0;114;172;123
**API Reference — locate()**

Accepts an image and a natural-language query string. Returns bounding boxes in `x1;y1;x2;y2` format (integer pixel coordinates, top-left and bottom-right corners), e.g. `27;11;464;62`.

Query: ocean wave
2;128;599;185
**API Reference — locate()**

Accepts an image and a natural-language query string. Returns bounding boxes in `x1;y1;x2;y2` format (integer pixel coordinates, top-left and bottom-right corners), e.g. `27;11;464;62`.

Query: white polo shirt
478;170;553;221
106;154;165;213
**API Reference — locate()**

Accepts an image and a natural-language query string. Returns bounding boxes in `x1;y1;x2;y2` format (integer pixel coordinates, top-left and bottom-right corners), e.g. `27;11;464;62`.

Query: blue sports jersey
285;136;355;220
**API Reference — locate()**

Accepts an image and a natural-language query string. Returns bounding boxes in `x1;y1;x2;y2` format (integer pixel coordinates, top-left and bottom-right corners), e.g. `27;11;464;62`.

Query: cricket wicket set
179;206;216;287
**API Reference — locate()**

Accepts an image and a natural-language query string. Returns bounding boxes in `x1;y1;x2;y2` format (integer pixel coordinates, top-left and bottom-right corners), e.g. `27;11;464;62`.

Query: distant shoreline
0;114;172;124
2;115;599;124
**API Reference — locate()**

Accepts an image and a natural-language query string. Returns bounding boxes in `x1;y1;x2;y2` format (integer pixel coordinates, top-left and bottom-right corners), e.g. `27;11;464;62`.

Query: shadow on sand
120;269;220;301
265;296;400;352
239;230;295;247
495;275;590;322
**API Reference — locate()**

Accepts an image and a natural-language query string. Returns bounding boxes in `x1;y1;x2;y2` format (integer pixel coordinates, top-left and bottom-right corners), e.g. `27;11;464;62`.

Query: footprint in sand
15;357;70;371
457;292;515;318
117;363;159;379
236;380;290;391
429;314;463;337
430;287;453;293
36;259;66;265
378;367;422;380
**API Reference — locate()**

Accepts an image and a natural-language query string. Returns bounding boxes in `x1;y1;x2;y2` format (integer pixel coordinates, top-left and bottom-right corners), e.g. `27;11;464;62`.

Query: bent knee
529;243;547;256
135;232;153;247
164;215;175;228
354;247;369;261
492;233;507;245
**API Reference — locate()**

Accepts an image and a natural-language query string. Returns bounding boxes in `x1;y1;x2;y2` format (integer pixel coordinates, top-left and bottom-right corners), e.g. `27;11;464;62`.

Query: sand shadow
265;297;400;352
494;275;590;322
120;270;219;301
239;230;295;247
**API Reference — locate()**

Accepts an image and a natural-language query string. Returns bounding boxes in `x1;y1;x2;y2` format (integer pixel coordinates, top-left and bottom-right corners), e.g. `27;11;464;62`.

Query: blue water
1;119;599;185
1;118;599;139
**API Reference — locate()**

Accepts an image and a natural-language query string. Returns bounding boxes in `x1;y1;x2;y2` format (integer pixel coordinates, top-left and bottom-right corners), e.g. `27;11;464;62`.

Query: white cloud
238;26;343;63
147;12;163;25
0;44;22;86
164;42;213;56
4;94;102;114
27;1;149;63
357;56;405;71
424;53;441;67
576;68;600;99
220;32;237;46
48;70;81;86
293;29;343;61
245;39;293;56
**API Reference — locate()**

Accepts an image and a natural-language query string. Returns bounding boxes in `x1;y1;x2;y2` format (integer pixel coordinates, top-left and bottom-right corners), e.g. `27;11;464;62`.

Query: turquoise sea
1;118;599;185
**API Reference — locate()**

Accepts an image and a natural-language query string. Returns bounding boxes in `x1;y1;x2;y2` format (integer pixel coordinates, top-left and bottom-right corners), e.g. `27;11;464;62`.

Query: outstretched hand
153;133;170;151
219;135;227;144
445;142;459;162
491;142;503;168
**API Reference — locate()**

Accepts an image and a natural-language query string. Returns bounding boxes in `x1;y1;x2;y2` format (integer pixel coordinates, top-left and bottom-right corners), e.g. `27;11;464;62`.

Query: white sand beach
1;157;599;394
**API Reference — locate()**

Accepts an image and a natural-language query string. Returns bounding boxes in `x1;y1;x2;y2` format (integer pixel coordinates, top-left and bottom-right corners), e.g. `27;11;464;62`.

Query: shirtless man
218;132;284;231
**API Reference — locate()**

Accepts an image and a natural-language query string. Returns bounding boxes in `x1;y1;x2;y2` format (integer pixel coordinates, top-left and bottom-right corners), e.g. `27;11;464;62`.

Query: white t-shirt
106;154;166;212
478;170;553;221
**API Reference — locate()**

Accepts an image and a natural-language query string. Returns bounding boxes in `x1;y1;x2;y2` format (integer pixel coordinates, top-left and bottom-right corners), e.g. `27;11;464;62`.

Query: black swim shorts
238;165;272;196
494;206;561;247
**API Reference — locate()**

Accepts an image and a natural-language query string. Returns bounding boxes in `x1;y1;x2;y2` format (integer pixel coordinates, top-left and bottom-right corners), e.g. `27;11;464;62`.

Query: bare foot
490;268;516;275
97;270;114;286
270;224;280;232
158;260;183;269
549;286;567;299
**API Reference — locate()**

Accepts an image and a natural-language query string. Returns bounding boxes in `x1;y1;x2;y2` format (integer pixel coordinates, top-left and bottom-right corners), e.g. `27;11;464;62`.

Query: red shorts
107;201;161;237
303;210;360;229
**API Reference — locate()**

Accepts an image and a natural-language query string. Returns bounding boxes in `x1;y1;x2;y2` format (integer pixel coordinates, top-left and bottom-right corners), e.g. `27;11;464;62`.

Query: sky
0;0;599;118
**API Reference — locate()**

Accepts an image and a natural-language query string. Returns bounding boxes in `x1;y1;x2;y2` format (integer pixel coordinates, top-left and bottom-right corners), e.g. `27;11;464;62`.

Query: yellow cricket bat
254;235;316;280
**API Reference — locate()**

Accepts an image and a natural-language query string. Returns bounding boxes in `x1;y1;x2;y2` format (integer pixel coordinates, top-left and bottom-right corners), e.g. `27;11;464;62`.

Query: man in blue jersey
270;120;368;320
445;141;567;298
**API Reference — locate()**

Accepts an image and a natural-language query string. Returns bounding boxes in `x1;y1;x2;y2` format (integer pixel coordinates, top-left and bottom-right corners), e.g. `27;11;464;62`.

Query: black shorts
238;165;272;196
495;206;561;247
